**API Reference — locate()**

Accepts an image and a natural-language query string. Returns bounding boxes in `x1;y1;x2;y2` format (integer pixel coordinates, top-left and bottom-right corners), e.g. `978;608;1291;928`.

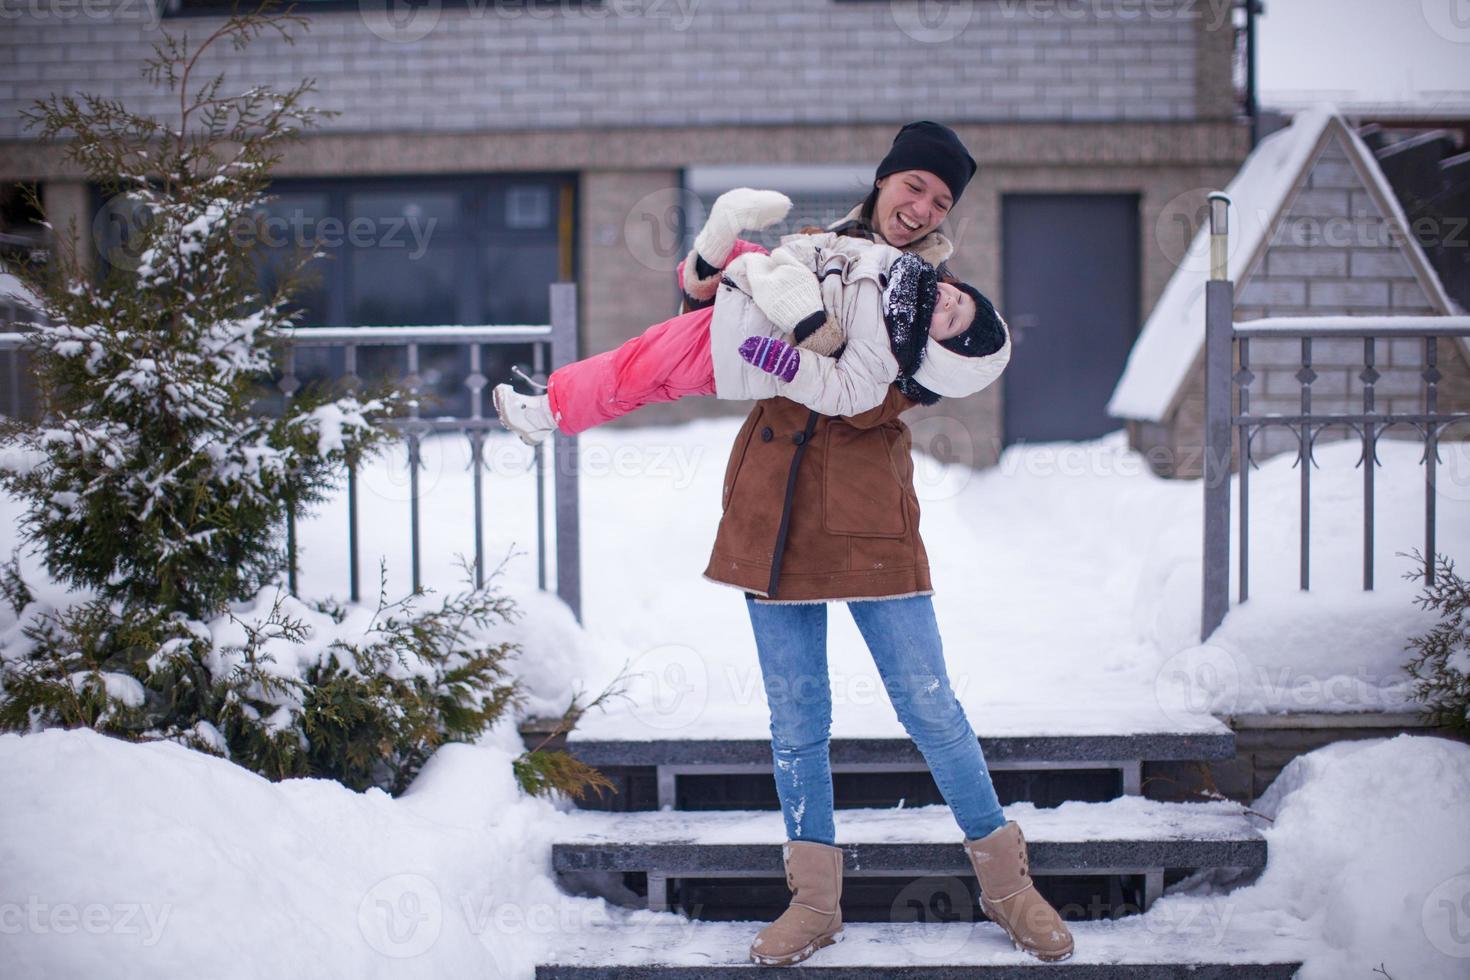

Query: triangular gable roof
1108;102;1460;423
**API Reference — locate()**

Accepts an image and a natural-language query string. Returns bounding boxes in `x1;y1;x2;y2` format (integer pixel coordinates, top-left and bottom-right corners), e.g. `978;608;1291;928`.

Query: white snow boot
492;382;557;446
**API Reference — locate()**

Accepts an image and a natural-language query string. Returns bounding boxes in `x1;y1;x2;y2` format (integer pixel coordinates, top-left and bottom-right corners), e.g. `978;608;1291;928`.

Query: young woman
694;122;1075;966
522;120;1072;966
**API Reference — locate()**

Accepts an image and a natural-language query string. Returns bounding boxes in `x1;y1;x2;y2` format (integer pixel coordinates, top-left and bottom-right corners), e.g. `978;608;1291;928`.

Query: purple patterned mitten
738;336;801;383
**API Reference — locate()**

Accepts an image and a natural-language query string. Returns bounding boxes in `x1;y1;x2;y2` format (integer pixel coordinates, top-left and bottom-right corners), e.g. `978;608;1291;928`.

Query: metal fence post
1202;193;1233;642
549;282;582;624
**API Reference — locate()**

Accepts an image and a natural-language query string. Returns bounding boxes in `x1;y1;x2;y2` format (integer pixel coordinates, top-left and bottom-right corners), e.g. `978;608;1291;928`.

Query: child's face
929;282;975;341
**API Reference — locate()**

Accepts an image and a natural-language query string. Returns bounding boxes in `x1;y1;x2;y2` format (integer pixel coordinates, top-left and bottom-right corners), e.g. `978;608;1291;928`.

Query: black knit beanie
941;282;1009;357
875;121;978;203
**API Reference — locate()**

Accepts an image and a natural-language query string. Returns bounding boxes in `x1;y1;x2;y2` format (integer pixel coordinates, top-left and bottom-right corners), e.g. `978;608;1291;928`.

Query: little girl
493;189;1012;445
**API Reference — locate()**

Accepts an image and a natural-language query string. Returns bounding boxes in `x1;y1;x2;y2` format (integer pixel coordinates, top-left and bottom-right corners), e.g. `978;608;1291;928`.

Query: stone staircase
529;727;1306;976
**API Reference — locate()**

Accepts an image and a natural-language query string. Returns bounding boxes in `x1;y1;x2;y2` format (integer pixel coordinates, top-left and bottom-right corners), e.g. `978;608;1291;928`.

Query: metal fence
0;282;583;623
1200;196;1470;641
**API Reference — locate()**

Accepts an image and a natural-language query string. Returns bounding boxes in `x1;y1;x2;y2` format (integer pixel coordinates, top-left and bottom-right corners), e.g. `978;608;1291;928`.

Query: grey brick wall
0;0;1217;138
1160;128;1470;473
577;167;693;411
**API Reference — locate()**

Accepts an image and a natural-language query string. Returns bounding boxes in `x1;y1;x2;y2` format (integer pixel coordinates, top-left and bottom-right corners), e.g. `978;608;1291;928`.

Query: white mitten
747;258;824;334
692;188;792;267
744;252;845;356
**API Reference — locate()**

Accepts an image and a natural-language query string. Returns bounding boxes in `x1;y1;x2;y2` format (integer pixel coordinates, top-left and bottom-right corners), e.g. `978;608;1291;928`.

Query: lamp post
1202;192;1235;641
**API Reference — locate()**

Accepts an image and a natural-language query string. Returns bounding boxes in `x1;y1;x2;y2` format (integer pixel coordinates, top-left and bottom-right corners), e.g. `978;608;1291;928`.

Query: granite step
548;730;1237;808
534;918;1306;978
552;797;1265;914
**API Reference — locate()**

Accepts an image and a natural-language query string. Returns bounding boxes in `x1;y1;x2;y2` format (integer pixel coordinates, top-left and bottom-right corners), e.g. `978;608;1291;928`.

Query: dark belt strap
766;409;820;598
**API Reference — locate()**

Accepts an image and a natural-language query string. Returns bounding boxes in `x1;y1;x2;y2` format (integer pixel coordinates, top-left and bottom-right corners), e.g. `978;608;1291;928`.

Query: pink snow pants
545;304;717;436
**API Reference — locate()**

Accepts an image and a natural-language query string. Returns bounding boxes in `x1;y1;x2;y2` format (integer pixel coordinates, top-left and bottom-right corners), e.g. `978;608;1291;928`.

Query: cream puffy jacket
710;231;1012;414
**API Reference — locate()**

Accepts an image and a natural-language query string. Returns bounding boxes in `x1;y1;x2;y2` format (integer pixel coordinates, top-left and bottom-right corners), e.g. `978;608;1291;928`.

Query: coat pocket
822;422;908;538
722;407;761;512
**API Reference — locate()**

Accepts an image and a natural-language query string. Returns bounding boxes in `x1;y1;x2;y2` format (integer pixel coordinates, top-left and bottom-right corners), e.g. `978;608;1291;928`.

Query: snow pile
1123;428;1459;721
1174;734;1470;979
0;724;621;978
2;727;1465;975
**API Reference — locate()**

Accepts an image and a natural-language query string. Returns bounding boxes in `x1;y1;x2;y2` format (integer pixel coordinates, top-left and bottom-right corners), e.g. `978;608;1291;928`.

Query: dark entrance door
1001;193;1140;444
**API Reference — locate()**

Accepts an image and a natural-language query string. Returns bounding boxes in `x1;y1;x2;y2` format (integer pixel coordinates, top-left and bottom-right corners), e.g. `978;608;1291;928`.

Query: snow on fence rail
0;282;584;623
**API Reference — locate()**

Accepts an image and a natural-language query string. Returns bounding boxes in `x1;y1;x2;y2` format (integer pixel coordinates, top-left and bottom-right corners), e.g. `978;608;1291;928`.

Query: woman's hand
693;188;792;268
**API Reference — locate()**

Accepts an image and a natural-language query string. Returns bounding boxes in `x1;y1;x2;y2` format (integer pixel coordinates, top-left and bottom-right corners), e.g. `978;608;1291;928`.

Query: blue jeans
745;593;1007;845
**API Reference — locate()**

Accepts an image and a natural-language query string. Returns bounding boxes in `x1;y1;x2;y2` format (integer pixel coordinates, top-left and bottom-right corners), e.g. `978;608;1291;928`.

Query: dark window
251;175;571;330
254;174;573;417
86;173;572;416
1;183;45;419
271;174;571;416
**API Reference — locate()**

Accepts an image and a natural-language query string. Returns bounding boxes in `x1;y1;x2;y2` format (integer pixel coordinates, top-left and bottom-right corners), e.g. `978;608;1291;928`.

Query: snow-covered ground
213;417;1455;740
3;725;1466;976
3;419;1468;976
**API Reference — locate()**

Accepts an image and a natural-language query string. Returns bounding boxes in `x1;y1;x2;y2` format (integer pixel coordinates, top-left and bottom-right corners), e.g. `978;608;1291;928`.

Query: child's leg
545;304;717;436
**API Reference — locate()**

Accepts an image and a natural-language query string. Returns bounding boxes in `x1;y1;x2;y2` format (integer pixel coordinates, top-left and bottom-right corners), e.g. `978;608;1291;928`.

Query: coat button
760;426;773;442
791;431;807;445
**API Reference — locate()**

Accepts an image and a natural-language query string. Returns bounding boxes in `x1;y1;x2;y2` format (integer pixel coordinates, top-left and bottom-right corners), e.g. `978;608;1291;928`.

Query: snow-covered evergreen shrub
0;5;390;618
1402;549;1470;738
0;3;612;801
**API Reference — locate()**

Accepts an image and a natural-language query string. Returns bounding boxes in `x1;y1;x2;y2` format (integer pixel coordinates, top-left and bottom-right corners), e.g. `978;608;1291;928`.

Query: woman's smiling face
873;169;953;247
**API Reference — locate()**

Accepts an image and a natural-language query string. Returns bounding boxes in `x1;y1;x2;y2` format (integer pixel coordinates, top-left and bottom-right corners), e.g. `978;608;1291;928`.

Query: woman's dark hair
858;185;880;226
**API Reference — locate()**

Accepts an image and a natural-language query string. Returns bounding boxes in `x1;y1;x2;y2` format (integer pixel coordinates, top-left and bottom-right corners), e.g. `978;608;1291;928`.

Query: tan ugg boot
748;840;845;966
963;820;1074;962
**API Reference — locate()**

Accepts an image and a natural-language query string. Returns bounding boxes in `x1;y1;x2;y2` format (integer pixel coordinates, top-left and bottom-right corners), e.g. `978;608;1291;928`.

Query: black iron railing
1201;195;1470;640
0;282;584;622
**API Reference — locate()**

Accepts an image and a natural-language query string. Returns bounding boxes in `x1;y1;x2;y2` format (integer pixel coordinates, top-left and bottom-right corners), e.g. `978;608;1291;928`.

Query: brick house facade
1;0;1250;467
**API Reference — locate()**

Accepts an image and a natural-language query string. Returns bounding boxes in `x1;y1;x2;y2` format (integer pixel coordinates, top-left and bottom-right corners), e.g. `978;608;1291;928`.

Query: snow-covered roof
1107;102;1458;423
